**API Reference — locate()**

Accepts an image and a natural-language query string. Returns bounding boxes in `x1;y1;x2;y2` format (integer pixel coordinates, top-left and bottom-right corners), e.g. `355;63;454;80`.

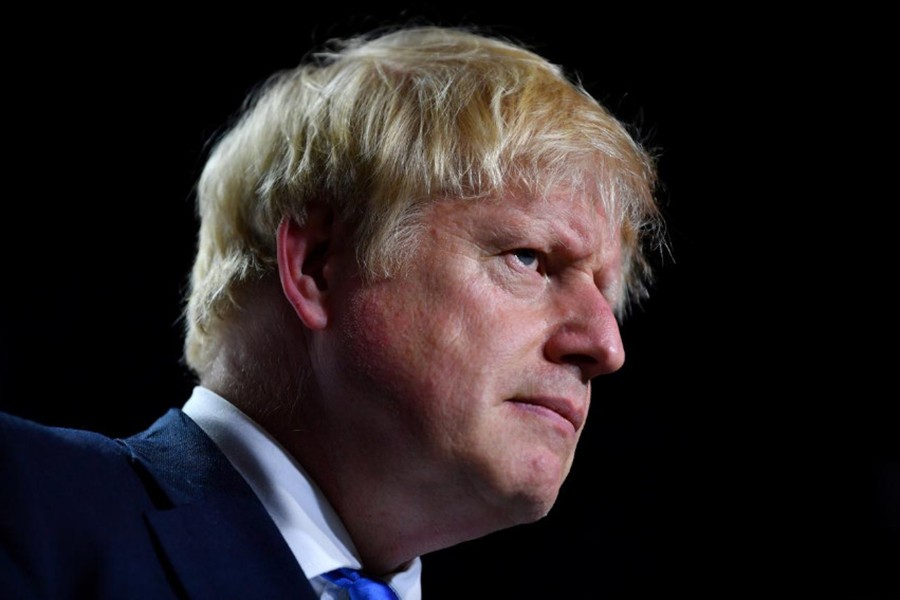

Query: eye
509;248;541;271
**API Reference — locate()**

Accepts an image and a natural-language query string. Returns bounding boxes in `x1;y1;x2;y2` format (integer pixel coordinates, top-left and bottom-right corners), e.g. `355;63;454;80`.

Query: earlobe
277;207;334;330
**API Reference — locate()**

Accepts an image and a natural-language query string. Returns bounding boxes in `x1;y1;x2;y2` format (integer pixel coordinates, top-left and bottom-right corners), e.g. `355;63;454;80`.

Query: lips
509;395;587;432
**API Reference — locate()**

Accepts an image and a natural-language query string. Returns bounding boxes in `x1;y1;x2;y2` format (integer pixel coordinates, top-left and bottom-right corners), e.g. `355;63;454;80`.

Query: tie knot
322;567;400;600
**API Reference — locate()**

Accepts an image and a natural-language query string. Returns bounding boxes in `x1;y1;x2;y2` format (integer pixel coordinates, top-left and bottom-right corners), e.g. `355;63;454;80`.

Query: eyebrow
483;209;589;248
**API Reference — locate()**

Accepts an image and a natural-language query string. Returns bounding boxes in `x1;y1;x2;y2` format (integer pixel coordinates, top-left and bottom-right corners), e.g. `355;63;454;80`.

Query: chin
502;463;568;525
470;439;573;527
527;452;574;513
500;485;561;527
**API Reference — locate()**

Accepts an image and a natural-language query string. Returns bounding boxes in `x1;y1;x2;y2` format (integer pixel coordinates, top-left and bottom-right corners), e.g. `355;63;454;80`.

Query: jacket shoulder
0;410;137;487
0;411;180;599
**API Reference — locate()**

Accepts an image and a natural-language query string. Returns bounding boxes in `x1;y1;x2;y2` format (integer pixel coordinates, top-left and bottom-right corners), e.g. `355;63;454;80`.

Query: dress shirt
183;386;422;600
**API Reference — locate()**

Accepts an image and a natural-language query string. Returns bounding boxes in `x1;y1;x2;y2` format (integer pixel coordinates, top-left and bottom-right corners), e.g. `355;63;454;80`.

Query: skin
267;185;625;574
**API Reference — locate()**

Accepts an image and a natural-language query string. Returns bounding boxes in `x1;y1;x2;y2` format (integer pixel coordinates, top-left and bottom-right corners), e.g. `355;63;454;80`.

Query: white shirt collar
182;385;422;599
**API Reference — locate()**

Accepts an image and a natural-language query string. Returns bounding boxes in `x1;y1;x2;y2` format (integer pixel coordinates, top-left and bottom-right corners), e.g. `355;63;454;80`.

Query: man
1;25;663;599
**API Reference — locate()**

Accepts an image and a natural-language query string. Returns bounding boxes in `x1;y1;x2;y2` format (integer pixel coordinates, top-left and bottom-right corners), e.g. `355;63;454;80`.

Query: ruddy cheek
348;287;445;385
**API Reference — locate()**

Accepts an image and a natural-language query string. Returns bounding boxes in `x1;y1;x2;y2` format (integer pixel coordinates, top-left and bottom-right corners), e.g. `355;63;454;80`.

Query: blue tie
322;567;400;600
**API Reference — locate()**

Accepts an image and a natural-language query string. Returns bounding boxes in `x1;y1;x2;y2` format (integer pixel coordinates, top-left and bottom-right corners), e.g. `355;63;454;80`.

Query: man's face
318;186;625;531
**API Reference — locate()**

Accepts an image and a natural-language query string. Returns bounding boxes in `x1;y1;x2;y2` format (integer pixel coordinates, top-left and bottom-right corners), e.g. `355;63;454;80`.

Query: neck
198;284;527;575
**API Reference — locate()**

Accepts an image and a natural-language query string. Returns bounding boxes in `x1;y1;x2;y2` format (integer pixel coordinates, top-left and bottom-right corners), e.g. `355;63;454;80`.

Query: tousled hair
184;25;664;376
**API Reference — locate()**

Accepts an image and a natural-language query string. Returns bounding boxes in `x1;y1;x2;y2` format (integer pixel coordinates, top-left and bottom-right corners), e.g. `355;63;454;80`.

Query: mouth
508;396;586;434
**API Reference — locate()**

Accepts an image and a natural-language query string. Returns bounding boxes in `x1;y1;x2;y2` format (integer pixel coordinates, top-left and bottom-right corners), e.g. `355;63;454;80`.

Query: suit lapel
144;494;315;600
122;409;317;600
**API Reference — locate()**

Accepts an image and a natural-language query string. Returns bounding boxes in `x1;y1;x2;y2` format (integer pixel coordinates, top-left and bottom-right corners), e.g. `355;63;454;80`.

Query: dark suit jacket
0;409;318;600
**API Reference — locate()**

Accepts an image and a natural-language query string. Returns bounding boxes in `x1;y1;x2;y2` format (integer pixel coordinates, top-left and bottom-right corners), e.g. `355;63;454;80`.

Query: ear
277;206;336;330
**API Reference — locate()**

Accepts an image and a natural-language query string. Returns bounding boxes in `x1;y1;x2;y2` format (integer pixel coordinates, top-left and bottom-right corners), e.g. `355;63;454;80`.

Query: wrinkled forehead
422;186;626;310
507;155;630;228
432;184;623;258
520;188;622;269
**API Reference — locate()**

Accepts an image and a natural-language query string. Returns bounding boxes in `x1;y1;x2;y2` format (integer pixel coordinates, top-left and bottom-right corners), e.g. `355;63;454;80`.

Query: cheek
340;289;420;389
336;290;455;399
333;286;478;450
333;262;544;413
338;280;462;400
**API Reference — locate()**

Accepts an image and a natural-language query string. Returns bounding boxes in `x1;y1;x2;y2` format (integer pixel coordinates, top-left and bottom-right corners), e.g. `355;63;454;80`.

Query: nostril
544;320;625;379
562;345;624;380
562;354;599;382
563;354;598;366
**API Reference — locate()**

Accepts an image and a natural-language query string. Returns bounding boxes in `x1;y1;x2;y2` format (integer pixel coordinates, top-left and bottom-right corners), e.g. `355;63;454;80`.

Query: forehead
426;187;621;260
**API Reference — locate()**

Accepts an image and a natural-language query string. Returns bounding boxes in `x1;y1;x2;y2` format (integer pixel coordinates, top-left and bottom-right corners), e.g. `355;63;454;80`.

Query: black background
1;5;895;598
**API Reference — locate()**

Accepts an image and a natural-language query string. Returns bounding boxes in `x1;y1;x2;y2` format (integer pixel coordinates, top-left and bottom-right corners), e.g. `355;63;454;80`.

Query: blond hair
184;25;664;376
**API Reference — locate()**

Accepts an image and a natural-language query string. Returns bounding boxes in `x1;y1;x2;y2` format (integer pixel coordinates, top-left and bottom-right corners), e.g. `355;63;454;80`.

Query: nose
543;280;626;382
